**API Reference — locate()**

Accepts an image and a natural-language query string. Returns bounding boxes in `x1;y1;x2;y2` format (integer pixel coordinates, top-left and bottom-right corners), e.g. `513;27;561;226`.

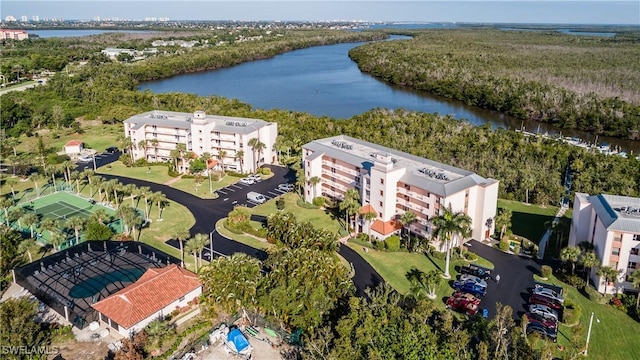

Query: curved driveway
92;157;382;295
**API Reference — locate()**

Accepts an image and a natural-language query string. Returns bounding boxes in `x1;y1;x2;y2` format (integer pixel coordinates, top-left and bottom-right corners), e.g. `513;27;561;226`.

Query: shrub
297;198;319;209
226;170;244;177
609;296;626;312
312;197;325;207
46;153;70;164
276;197;285;211
540;265;552;279
168;168;180;177
260;167;271;175
562;301;582;326
385;235;401;251
513;245;521;254
584;285;608;304
373;240;386;251
211;173;220;182
499;239;510;251
566;274;586;289
429;249;447;260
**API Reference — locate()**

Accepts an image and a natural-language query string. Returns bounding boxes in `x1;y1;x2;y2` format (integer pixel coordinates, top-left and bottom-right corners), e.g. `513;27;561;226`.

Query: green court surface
14;192;123;247
69;268;145;298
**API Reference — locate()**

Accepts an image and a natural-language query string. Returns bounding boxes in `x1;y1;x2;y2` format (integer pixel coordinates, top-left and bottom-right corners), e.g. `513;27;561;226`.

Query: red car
524;312;557;330
529;293;562;311
446;292;481;316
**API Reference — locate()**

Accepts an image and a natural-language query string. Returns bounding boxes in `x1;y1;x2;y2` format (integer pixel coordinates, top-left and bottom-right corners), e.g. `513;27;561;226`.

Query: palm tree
120;136;134;163
20;213;38;238
88;174;102;199
139;186;152;219
61;160;75;186
217;149;227;176
10;207;25;228
560;246;581;274
401;211;418;251
406;268;441;300
172;228;190;267
235;150;245;173
248;138;265;172
40;218;60;245
150;191;168;220
579;251;600;283
150;138;159;160
5;178;17;200
18;239;34;263
49;231;66;252
65;216;86;245
339;188;360;234
185;239;200;273
362;210;377;242
628;270;640;310
191;233;209;268
431;204;472;279
309;176;321;199
0;197;13;226
90;209;110;224
29;173;43;197
123;183;138;207
597;266;621;295
138;139;148;160
494;208;512;240
175;143;187;172
71;170;85;194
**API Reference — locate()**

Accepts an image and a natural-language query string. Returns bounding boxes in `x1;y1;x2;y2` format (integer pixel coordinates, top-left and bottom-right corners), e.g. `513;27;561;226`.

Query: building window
631;248;639;256
365;190;370;196
378;212;382;217
614;234;622;242
404;184;410;190
380;179;384;185
379;201;383;207
379;190;384;196
426;204;430;209
634;234;640;242
199;130;202;134
330;186;335;192
179;296;185;302
402;205;408;211
612;247;621;256
611;262;618;269
331;168;336;173
628;261;638;269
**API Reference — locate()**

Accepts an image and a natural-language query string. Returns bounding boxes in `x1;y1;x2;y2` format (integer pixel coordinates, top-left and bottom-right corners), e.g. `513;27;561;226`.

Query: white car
239;178;255;185
277;183;295;192
78;155;93;163
458;274;488;288
528;304;559;321
533;285;564;304
248;174;262;182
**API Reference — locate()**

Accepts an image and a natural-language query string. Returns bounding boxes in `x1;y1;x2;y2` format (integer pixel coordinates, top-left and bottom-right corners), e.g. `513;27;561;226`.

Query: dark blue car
453;281;487;297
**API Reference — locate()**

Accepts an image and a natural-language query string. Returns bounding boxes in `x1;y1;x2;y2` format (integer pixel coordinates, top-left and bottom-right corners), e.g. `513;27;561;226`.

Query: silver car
277;183;295;192
528;304;559;321
458;274;488;288
533;285;564;304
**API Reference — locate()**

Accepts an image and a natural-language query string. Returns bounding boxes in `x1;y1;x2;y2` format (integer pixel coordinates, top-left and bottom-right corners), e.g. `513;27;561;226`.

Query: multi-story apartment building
124;110;278;173
569;193;640;294
302;135;499;245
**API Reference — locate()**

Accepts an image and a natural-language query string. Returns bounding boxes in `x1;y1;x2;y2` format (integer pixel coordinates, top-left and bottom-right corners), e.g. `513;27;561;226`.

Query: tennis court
37;201;95;222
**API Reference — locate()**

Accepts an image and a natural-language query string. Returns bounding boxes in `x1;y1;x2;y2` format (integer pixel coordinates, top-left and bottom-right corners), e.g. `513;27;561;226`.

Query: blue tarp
227;329;250;352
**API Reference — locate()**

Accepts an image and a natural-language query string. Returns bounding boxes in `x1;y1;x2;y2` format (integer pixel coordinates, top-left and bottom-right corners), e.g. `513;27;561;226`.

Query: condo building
302;135;499;245
569;193;640;294
124;110;278;174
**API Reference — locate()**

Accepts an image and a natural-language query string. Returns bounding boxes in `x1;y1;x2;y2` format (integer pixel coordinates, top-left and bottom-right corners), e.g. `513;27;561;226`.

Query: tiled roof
207;159;219;169
359;204;376;215
371;219;403;236
92;265;201;329
65;140;83;146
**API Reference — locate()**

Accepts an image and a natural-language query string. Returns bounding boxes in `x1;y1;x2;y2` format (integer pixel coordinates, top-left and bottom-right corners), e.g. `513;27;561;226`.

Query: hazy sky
2;1;639;24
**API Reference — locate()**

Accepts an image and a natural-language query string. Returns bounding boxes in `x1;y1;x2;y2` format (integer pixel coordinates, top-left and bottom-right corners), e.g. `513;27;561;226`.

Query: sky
2;1;639;25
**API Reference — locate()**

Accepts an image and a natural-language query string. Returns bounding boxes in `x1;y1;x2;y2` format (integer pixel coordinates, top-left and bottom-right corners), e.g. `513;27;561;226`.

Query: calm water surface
139;36;639;153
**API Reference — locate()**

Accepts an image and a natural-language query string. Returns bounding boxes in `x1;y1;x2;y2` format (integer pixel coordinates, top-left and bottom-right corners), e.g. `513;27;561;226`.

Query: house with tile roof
569;193;640;294
63;140;84;155
92;264;202;336
302;135;499;246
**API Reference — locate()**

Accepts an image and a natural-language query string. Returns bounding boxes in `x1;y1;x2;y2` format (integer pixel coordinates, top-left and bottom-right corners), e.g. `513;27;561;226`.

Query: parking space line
231;184;243;189
268;191;281;197
217;190;228;195
224;187;236;192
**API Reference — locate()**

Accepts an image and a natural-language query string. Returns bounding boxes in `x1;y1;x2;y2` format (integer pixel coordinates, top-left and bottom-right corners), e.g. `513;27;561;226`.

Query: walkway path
537;204;568;259
163;174;183;185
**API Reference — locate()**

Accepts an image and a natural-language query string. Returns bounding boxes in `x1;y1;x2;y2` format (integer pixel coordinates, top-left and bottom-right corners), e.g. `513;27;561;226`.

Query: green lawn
498;199;570;243
97;162;174;185
538;274;640;360
215;218;273;250
15;121;121;154
251;193;346;236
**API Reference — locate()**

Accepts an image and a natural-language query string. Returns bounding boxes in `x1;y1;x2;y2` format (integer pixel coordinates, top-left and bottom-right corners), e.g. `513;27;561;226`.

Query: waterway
139;36;640;154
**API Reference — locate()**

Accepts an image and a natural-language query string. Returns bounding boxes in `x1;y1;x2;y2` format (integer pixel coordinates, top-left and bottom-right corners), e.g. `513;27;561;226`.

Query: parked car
528;304;559;321
533;284;565;304
457;274;488;288
446;293;481;316
459;264;492;280
240;178;255;185
529;293;562;311
453;281;487;297
105;146;119;154
246;191;266;204
78;155;93;163
248;174;262;182
277;183;295;192
524;312;557;330
525;322;558;343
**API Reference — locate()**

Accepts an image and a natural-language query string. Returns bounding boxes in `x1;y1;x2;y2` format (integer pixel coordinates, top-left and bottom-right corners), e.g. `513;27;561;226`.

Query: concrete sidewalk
537;204;568;259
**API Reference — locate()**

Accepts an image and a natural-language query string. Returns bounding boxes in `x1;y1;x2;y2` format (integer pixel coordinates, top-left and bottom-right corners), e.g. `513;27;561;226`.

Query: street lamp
209;228;215;260
584;311;600;356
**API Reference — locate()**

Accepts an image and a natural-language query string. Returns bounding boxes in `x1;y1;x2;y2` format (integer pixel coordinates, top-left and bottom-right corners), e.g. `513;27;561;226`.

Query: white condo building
302;135;499;244
569;193;640;294
124;110;278;173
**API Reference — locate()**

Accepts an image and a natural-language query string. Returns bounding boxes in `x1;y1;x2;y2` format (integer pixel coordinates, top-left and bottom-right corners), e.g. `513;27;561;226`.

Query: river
139;36;639;154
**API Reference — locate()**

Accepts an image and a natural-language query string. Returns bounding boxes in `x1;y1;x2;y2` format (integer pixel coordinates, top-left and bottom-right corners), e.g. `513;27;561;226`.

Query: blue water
69;268;144;298
28;29;155;38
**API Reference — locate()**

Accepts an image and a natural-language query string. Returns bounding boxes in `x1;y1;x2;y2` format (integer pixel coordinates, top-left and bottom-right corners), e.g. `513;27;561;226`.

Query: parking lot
213;175;294;208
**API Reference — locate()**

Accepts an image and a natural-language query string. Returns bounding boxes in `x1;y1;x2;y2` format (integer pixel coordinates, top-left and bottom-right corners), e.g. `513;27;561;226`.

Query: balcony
321;160;359;176
321;169;356;186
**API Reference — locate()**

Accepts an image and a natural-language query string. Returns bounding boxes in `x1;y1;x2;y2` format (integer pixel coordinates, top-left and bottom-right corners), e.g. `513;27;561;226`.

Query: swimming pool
69;268;145;298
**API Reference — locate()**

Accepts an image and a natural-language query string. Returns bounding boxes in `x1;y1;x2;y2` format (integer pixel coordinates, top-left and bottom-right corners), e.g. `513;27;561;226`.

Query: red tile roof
65;140;83;146
92;265;201;329
207;159;219;169
371;219;403;236
359;204;376;215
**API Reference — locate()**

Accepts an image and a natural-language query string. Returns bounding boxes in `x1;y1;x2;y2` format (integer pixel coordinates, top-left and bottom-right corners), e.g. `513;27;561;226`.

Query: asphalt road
465;240;540;319
85;156;383;296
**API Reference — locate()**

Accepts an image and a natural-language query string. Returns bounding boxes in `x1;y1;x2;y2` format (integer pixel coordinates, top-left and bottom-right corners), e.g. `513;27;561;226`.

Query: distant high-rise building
21;15;28;22
32;15;39;22
93;16;100;22
5;15;17;22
